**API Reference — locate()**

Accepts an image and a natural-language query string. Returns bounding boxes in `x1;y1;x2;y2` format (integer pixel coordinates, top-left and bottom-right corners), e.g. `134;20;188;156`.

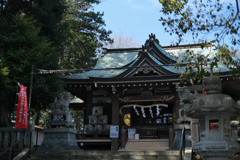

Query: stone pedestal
168;124;192;150
47;111;74;128
194;139;238;160
37;128;80;150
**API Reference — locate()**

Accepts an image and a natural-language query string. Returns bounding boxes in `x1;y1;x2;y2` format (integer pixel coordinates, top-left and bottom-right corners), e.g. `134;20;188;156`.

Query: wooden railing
0;128;30;151
178;126;185;160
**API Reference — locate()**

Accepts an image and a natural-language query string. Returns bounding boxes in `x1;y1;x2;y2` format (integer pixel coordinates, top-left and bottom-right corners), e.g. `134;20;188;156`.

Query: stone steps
24;150;179;160
125;139;169;151
0;150;22;160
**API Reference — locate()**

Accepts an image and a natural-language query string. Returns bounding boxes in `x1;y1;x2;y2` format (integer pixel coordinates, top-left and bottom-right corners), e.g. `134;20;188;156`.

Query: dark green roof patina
62;34;230;81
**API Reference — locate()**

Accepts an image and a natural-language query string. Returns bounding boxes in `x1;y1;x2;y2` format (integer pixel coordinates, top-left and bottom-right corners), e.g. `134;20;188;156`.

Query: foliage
0;0;112;126
159;0;240;45
70;109;84;130
59;0;113;70
0;0;66;51
30;109;51;128
159;0;240;83
0;14;63;124
26;0;67;50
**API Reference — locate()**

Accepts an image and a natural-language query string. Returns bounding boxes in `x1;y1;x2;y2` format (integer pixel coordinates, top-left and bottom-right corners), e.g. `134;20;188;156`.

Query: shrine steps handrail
178;126;185;160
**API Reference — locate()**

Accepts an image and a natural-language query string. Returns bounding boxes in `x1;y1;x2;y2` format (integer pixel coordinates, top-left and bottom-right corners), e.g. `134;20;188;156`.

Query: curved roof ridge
147;53;176;73
153;41;178;61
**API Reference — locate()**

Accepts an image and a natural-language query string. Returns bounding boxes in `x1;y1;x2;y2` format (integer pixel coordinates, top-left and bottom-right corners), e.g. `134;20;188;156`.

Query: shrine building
61;33;240;151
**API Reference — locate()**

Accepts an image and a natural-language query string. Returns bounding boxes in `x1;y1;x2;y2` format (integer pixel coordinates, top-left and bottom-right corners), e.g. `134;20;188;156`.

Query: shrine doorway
122;104;173;139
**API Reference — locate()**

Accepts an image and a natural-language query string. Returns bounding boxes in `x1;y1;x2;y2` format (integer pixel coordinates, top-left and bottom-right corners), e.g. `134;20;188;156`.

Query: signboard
110;126;119;138
128;129;136;139
191;119;199;143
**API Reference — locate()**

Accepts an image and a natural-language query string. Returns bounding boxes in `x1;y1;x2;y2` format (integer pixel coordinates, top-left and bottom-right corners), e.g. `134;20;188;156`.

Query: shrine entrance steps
124;139;169;151
24;150;179;160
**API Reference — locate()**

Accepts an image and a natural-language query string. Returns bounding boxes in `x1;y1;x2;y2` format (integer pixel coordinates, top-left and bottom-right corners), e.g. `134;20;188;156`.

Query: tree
0;14;63;126
0;0;66;51
158;0;240;82
104;30;141;49
0;0;112;126
159;0;240;46
70;109;84;130
59;0;113;70
0;60;11;127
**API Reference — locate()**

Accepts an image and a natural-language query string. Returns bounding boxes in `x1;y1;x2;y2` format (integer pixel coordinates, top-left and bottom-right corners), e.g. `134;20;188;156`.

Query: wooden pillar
111;87;119;151
85;86;92;125
121;126;126;149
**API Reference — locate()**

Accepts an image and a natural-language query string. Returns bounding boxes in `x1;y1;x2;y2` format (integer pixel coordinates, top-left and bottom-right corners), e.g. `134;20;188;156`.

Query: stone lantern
179;71;240;160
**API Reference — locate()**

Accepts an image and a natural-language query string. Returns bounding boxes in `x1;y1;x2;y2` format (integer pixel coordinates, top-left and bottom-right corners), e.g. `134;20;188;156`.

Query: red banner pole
28;65;34;123
10;84;19;160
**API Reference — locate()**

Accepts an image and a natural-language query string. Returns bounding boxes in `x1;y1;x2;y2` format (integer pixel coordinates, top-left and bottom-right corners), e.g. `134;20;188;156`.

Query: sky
94;0;177;46
93;0;206;46
94;0;238;48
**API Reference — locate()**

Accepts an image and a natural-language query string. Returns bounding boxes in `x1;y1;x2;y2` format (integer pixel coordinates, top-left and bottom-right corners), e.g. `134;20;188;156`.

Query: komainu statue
177;86;198;112
51;92;71;113
47;92;74;128
38;91;80;151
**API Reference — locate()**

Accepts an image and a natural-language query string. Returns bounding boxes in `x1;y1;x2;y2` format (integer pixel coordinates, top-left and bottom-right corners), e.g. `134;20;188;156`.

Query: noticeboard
110;125;119;138
128;129;136;139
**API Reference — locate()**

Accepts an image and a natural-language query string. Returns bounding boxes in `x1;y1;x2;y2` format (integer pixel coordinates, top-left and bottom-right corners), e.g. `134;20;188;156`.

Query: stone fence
0;123;35;151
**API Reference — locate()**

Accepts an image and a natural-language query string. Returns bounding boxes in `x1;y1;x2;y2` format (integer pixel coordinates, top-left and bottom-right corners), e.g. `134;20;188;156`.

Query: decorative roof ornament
142;44;149;53
145;33;160;45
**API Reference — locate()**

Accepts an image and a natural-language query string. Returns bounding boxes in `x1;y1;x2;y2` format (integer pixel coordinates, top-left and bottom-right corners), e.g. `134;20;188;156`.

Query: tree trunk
35;112;40;125
0;105;11;127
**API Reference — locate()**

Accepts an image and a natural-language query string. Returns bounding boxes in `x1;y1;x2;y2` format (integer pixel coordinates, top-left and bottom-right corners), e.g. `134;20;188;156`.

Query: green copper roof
70;96;83;103
153;41;178;61
147;53;175;73
62;38;230;80
165;45;218;59
63;52;139;79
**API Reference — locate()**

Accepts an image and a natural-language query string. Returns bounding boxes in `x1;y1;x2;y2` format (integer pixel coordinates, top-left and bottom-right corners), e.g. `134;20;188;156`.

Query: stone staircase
124;139;169;151
24;150;179;160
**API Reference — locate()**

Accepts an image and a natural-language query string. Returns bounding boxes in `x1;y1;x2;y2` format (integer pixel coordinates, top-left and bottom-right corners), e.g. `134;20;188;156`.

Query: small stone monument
182;70;240;160
38;92;80;150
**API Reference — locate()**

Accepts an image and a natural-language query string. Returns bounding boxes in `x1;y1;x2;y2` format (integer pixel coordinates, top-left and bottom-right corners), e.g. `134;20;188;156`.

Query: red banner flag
15;84;28;128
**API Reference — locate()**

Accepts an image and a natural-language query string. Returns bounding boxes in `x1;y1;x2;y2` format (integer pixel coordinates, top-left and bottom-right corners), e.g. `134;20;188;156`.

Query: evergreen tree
0;14;63;126
0;0;113;126
59;0;113;70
